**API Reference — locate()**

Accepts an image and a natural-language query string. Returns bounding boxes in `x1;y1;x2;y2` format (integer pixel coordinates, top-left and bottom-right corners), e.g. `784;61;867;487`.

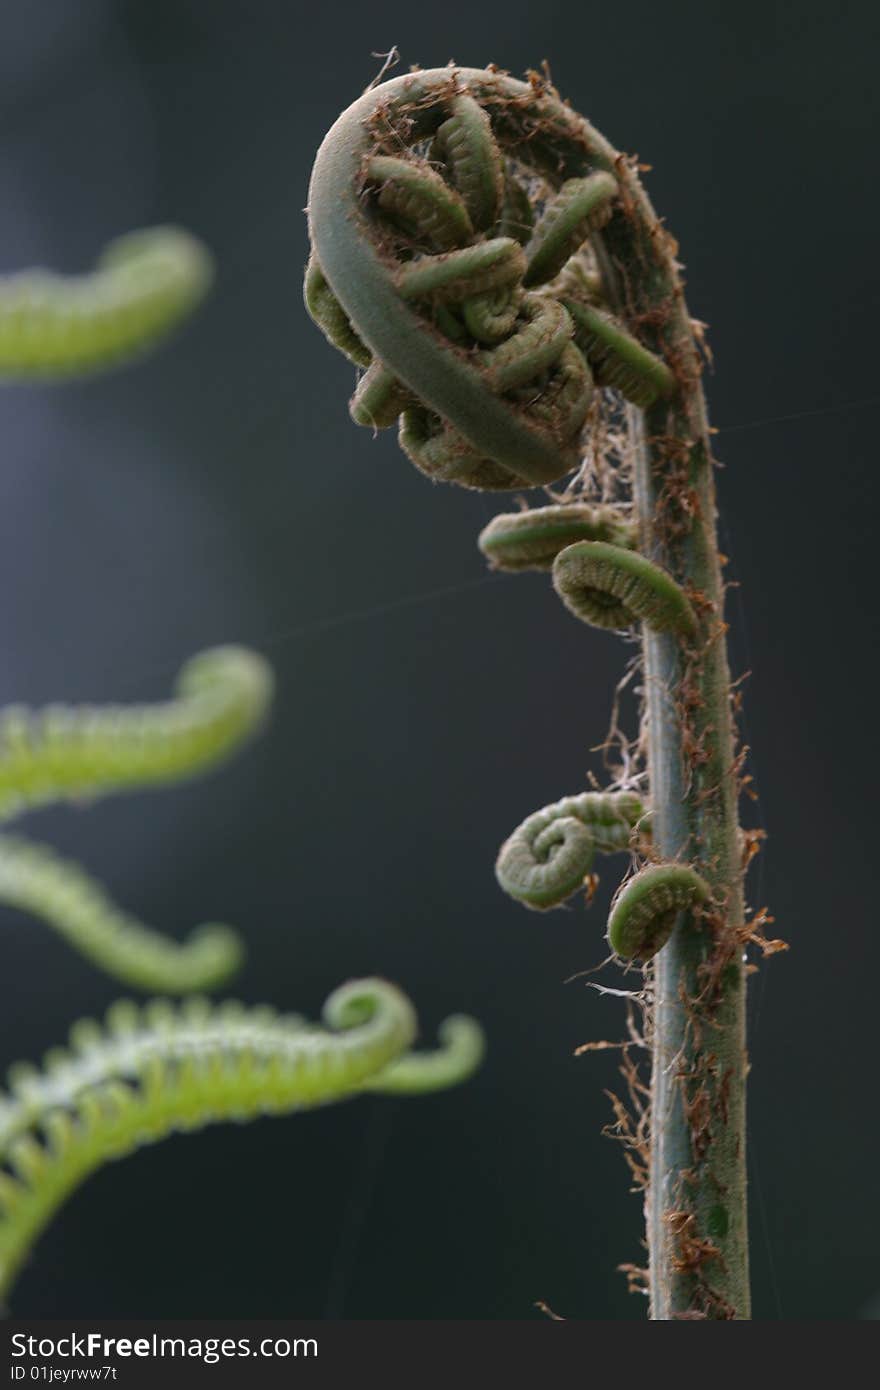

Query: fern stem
630;403;749;1319
577;105;750;1320
306;66;751;1319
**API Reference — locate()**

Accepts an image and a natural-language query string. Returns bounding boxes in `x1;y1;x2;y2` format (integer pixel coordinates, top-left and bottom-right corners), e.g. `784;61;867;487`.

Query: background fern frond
0;980;482;1300
364;1015;485;1094
0;228;213;379
0;834;242;992
0;646;272;990
0;645;273;823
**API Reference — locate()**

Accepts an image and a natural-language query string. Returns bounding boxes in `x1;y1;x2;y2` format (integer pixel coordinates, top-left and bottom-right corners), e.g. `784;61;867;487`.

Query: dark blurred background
0;0;876;1321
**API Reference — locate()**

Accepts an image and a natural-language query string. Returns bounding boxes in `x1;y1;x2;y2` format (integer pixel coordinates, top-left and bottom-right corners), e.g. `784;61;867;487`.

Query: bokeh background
0;0;876;1320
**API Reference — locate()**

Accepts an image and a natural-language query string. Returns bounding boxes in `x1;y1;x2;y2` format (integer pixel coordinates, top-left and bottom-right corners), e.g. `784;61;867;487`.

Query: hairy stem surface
631;408;748;1319
596;150;750;1320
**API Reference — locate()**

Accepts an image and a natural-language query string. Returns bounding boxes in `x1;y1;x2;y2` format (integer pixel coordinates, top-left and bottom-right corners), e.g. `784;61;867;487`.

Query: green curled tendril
523;174;618;287
350;361;415;429
561;296;674;409
478;503;636;572
306;73;616;491
431;94;503;231
366;155;474;249
0;979;483;1298
496;791;645;910
305;69;683;494
0;228;213;379
305;71;684;492
496;174;534;245
0;645;272;822
552;541;696;635
0;647;272;991
303;256;371;366
395;239;525;304
0;836;241;993
606;863;710;961
360;1014;485;1094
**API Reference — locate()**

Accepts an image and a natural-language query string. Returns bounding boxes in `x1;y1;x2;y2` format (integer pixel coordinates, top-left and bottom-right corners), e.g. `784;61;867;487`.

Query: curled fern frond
350;361;415;429
552;541;696;635
0;979;465;1298
462;287;523;344
496;791;645;910
0;228;213;379
308;75;640;491
395;306;592;491
478;503;636;571
496;174;534;245
523;174;618;288
476;294;572;391
306;71;687;493
606;864;710;961
396;406;528;491
308;65;755;1319
561;297;674;408
431;94;503;231
0;646;273;822
0;647;271;990
0;834;242;993
364;1015;486;1094
366;155;474;249
303;256;371;366
395;238;525;304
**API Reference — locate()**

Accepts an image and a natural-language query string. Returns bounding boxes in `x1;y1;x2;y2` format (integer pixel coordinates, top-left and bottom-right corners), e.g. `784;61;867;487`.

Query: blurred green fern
0;646;272;992
0;228;212;377
0;979;483;1298
0;225;483;1305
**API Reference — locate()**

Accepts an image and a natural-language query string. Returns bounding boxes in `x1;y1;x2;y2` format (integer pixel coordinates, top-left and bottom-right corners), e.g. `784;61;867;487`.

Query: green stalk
571;126;750;1322
305;66;752;1319
630;404;749;1320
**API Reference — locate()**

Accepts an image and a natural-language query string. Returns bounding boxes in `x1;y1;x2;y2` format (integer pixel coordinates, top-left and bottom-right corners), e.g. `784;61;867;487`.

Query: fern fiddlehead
307;67;756;1319
561;297;675;408
496;791;645;910
478;503;636;571
606;864;710;962
305;85;611;490
0;646;272;821
0;647;272;991
0;980;483;1299
552;541;696;635
0;228;213;378
522;173;618;287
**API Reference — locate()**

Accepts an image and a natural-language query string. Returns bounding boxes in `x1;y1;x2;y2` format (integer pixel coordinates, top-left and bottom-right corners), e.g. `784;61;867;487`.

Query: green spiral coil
606;864;710;961
305;74;679;493
0;647;272;991
552;541;696;634
496;791;646;910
